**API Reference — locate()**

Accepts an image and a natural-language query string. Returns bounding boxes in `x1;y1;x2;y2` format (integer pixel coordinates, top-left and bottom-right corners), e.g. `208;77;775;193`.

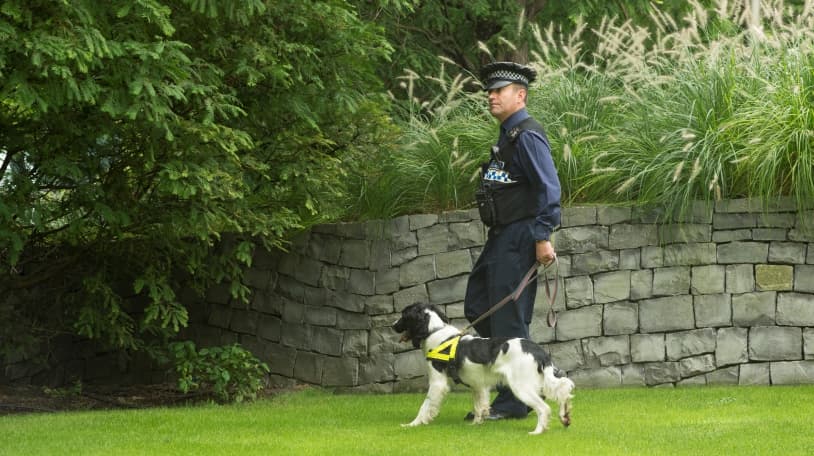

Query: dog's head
393;303;450;349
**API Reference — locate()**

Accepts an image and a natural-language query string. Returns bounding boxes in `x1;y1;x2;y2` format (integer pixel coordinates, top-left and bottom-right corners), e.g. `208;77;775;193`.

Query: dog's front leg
403;368;449;427
471;387;490;424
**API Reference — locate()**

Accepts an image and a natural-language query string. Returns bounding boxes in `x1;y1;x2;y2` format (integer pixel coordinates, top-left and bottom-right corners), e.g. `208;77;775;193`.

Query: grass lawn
1;385;813;455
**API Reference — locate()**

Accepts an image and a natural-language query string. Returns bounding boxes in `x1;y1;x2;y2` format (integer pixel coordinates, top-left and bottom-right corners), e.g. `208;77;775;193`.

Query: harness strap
426;336;461;362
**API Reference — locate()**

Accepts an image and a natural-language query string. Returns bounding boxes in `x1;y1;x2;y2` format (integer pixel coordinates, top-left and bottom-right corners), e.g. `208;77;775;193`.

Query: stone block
556;226;609;254
713;229;752;243
714;213;757;229
320;265;349;291
769;242;807;263
631;333;665;362
556;306;603;341
616;249;639;271
348;269;376;296
327;289;366;313
369;325;402;355
644;362;681;385
394;350;426;379
394;285;429;312
410;214;438;230
391;246;418;267
640;296;694;333
336;309;370;330
691;265;725;295
449;221;485;249
417;224;449;256
593;271;631;303
562;206;597;226
365;296;393;317
771;361;814;384
663;243;716;266
749;326;802;361
571;250;619;275
755;265;793;291
281;324;311;350
569;367;622;387
717;242;768;264
342;330;369;357
257;314;282;342
706;366;739;385
604;302;638;335
311;326;344;356
725;264;755;294
641;246;664;268
359;354;395;384
267;344;296;377
207;304;232;329
322;356;359;387
794;265;814;292
435;250;472;278
630;270;653;300
339;240;370;269
653;267;690;296
660;224;712;244
679;354;716;378
374;268;400;295
739;363;770;385
777;292;814;326
716;327;748;366
293;351;325;384
548;341;585;371
399;255;436;288
806;328;814;359
732;292;776;326
757;213;796;228
597;206;631;225
752;228;788;241
230;310;258;335
565;276;593;308
666;328;716;360
427;276;467;305
609;224;658;250
583;336;630;367
622;365;646;386
694;294;732;328
252;291;283;315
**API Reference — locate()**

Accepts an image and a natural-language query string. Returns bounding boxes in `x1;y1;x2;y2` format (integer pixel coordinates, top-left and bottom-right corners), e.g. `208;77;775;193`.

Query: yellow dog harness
426;336;461;362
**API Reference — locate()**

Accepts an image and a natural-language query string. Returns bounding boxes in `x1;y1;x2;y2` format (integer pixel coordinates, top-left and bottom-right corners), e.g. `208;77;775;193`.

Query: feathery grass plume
477;41;493;60
616;176;637;194
517;7;526;34
672;161;685;182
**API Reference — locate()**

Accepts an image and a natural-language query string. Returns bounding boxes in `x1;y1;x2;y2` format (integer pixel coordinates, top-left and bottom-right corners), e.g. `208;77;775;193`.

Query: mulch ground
0;383;250;416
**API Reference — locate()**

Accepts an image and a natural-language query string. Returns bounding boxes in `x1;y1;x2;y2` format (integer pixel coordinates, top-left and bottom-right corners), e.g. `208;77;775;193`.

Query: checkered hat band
488;70;528;85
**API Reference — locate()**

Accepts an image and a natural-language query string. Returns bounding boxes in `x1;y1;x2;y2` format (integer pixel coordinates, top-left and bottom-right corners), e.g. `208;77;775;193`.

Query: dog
393;303;574;435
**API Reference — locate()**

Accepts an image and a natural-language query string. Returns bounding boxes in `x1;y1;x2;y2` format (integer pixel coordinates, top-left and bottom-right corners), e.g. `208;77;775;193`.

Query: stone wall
184;198;814;391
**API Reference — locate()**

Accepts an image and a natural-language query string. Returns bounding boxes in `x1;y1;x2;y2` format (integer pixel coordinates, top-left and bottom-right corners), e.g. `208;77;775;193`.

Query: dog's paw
401;420;422;428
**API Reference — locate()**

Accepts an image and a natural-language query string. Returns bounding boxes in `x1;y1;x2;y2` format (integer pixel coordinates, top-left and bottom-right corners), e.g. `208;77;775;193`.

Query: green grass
2;385;814;455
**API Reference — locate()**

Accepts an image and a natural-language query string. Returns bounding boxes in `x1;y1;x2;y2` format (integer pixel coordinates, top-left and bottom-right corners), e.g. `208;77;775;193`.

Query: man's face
487;84;526;122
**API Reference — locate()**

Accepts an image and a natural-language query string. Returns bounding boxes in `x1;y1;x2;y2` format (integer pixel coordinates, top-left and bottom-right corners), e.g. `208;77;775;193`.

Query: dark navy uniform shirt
496;108;561;241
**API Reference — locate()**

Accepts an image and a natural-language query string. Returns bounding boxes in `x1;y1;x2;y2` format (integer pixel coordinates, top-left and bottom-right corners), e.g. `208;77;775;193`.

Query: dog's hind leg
471;387;490;424
403;368;449;427
542;366;575;428
510;384;551;435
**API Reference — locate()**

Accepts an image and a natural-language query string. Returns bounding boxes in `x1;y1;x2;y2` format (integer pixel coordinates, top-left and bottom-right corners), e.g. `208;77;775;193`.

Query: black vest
475;117;549;227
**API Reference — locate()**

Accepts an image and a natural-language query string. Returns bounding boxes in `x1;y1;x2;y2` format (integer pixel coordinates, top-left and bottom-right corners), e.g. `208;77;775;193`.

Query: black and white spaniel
393;303;574;435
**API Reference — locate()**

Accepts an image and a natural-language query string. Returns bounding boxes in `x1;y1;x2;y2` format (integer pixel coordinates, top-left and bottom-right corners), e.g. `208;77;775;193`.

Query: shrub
168;341;269;403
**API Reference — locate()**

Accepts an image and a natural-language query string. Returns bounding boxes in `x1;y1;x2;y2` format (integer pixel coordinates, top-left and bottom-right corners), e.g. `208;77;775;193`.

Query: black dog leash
460;257;559;335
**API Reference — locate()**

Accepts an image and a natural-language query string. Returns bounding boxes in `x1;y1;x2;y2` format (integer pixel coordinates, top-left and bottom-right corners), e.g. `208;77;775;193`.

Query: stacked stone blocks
186;198;814;391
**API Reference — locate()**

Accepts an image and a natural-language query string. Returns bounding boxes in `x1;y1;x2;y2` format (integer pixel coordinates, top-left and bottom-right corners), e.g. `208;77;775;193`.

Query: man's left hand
535;240;556;265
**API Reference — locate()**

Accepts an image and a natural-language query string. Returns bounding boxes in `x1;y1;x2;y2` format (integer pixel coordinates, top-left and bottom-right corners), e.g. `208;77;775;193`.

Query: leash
460;256;559;335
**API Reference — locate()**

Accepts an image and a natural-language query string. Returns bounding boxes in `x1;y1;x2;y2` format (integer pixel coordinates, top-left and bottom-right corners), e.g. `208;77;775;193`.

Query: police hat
480;61;537;91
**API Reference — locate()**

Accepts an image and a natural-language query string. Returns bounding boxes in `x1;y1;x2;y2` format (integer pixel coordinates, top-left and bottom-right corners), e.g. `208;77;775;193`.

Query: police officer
464;61;561;421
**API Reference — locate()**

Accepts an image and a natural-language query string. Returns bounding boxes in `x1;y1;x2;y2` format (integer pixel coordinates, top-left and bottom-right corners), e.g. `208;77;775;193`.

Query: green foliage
0;1;394;364
360;0;814;221
168;341;269;403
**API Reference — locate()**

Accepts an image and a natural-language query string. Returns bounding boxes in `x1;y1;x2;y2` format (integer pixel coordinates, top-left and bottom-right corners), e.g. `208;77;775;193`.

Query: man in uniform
464;61;561;420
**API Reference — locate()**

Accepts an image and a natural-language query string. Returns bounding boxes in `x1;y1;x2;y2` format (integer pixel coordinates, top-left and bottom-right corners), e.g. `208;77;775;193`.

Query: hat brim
483;80;514;91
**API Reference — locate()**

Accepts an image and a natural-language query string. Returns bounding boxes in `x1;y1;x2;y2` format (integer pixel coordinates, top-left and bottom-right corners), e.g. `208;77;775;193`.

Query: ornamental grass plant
348;0;814;222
